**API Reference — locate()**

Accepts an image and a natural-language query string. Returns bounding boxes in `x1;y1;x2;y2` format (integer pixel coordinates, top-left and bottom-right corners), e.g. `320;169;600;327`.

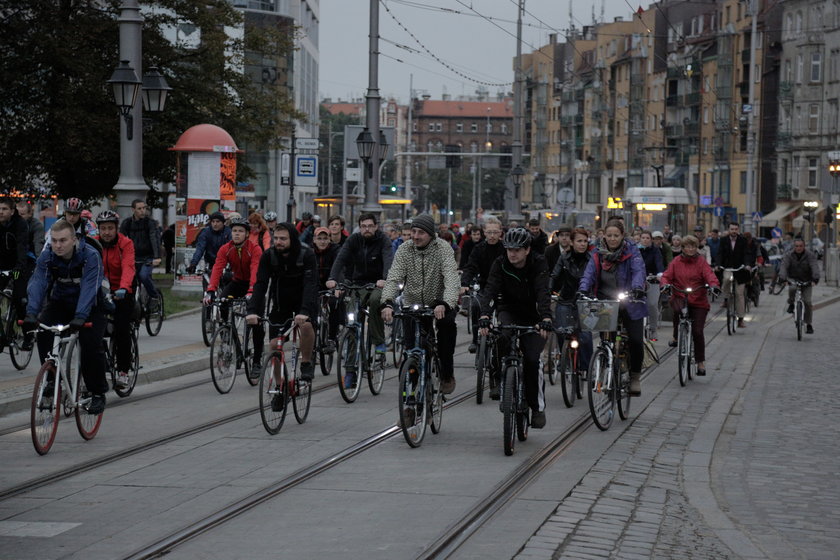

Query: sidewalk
0;307;208;416
515;284;840;559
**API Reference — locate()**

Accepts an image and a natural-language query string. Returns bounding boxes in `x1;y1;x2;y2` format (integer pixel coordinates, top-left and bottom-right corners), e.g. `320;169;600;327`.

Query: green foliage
318;106;362;189
414;167;509;215
0;0;303;201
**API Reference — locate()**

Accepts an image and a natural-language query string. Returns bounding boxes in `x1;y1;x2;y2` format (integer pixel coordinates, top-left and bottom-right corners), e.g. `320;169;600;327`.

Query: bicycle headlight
347;312;356;323
412;304;420;311
686;287;693;293
570;340;579;349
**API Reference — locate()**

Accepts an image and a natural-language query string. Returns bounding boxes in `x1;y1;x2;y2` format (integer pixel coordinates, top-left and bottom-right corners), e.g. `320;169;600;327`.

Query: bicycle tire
367;329;385;396
9;308;33;371
292;360;311;425
587;348;614;431
390;318;404;369
678;322;689;387
113;330;140;398
259;353;287;434
559;340;576;408
69;339;103;440
145;292;164;336
796;299;803;341
318;313;334;376
503;365;517;455
210;325;237;394
240;323;256;387
465;296;472;335
429;355;444;434
516;407;529;442
201;305;213;347
475;334;487;404
616;351;631;421
336;328;361;403
726;297;735;335
398;357;426;447
31;360;60;455
547;341;559;386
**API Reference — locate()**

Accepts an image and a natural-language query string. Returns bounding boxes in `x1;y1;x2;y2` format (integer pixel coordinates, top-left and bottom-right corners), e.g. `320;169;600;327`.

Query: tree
318;106;362;192
0;0;302;201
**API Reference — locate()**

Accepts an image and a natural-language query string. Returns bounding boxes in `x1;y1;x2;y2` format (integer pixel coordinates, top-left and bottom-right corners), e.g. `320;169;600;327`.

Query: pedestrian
779;237;820;333
162;223;175;273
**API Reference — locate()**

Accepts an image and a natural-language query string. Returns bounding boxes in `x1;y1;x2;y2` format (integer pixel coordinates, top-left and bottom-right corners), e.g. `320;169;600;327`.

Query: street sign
742;104;752;114
828;151;840;160
752;211;762;222
713;207;724;217
295;138;320;150
771;227;783;238
295;155;318;187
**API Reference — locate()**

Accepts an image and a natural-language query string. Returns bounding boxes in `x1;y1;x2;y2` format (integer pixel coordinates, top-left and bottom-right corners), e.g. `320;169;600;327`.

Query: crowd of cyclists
5;194;826;433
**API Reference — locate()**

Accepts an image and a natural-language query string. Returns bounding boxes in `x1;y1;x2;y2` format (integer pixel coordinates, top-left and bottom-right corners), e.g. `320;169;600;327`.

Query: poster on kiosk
170;124;242;289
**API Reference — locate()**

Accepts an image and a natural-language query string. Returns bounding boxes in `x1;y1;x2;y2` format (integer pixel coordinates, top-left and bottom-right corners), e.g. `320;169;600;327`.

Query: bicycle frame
340;284;376;372
40;324;85;412
399;307;436;407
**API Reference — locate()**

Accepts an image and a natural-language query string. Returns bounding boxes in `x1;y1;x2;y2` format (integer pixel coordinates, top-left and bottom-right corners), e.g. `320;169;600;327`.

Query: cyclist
248;212;271;250
246;223;318;411
187;212;231;275
714;222;755;329
296;211;314;235
312;226;341;352
326;213;393;361
579;219;647;396
779;237;820;334
527;218;549;255
660;235;720;376
458;225;483;269
204;218;264;376
0;196;32;348
550;227;594;377
263;211;278;234
638;230;664;340
477;228;552;427
460;216;505;353
381;214;460;394
545;226;572;274
299;214;321;246
44;198;96;250
16;200;45;259
327;214;349;248
24;220;108;415
120;199;162;301
96;211;136;389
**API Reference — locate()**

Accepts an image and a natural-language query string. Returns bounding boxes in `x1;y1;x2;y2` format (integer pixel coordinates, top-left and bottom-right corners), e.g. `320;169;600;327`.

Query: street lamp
511;164;525;200
378;130;389;161
140;66;172;113
356;128;375;175
108;60;141;140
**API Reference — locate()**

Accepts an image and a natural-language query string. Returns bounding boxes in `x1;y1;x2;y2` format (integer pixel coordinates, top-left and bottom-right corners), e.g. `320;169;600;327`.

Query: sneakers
300;361;315;382
343;371;356;389
737;318;746;329
249;362;263;380
271;391;285;412
20;336;34;351
401;406;416;426
375;343;387;354
787;303;794;313
324;339;336;354
696;368;707;376
806;324;814;334
668;339;678;348
115;372;130;390
629;372;641;396
468;343;477;354
531;410;546;429
440;377;456;395
87;394;106;415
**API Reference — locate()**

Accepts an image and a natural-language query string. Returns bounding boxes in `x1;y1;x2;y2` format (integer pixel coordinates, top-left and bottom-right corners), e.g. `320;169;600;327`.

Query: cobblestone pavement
515;290;840;560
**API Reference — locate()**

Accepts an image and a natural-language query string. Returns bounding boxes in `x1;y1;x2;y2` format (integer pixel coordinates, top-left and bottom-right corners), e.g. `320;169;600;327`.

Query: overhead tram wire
379;36;511;85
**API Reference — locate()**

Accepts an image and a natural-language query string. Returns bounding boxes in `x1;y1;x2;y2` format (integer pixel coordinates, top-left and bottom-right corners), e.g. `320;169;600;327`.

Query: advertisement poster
220;152;237;201
188;152;222;199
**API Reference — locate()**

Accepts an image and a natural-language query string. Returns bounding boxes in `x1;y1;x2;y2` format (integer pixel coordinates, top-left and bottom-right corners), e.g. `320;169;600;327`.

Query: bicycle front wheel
678;322;690;387
587;348;614;431
398;357;426;447
318;315;333;376
391;318;403;369
113;330;140;398
616;351;631;421
796;300;804;341
367;330;385;396
9;308;33;371
31;360;60;455
475;335;487;404
69;340;103;440
336;328;362;403
210;325;237;394
201;305;213;346
259;353;287;435
292;374;311;424
145;292;164;336
559;340;576;408
726;297;736;335
502;366;517;455
429;356;443;434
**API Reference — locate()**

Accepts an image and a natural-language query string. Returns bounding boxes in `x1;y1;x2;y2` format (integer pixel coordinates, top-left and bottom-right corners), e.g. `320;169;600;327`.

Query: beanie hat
412;214;437;238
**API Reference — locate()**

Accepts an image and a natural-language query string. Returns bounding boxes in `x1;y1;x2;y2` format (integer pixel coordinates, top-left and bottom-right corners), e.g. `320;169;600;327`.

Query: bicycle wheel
547;340;559;386
465;296;472;335
398;356;427;447
367;329;385;396
390;318;403;369
114;330;140;398
318;314;333;376
31;360;60;455
9;308;33;371
68;339;103;440
587;348;614;431
502;366;517;456
259;353;287;435
796;300;803;341
726;296;735;335
559;340;576;408
475;335;487;404
616;351;631;421
678;322;689;387
516;405;529;442
201;305;213;347
292;356;311;424
336;328;361;403
145;292;164;336
429;356;444;434
240;323;256;387
210;325;237;394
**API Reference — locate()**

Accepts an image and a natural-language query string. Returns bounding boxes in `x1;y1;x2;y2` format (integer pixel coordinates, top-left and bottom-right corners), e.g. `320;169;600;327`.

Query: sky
318;0;632;104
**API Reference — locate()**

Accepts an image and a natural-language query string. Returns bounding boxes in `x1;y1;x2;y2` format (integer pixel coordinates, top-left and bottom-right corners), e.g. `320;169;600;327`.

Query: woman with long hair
248;212;270;250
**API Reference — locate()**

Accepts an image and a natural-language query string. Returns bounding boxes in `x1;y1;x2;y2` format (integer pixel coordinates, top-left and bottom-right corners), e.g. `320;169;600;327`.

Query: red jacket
660;253;719;310
98;233;136;293
209;240;262;293
249;229;271;251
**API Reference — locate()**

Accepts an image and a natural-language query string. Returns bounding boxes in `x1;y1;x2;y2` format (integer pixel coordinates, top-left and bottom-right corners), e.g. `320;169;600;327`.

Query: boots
629;371;641;396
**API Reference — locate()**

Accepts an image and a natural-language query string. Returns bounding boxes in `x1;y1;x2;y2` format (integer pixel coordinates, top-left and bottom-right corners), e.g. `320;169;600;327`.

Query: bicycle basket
576;300;620;332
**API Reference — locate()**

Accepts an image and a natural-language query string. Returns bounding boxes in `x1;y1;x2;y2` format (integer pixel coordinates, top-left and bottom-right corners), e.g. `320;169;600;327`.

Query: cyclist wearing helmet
120;199;162;299
187;212;231;275
44;198;97;252
263;211;278;233
478;227;553;428
296;211;313;235
299;214;321;246
205;218;265;376
96;211;136;389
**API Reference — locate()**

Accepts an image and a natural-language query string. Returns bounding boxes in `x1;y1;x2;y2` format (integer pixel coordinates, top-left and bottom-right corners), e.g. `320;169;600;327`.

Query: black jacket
460;239;505;288
715;234;755;284
0;212;30;271
544;242;564;275
314;243;340;290
120;216;161;261
638;245;664;275
550;249;591;302
479;253;552;324
530;230;549;255
248;225;317;319
329;230;392;284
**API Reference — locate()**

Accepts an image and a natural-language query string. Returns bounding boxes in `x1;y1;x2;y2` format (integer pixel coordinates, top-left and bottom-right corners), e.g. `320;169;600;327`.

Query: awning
758;202;798;227
624;187;695;205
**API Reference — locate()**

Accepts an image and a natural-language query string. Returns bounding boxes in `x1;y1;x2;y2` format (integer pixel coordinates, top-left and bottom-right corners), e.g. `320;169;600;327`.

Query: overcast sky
318;0;632;103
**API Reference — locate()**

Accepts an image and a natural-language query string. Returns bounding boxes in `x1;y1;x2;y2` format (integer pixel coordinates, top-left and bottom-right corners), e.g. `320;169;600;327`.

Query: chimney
442;93;450;101
614;16;623;22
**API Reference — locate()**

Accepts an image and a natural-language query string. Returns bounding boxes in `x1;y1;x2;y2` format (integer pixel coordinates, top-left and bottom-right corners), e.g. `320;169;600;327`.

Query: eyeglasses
485;230;502;235
359;223;377;229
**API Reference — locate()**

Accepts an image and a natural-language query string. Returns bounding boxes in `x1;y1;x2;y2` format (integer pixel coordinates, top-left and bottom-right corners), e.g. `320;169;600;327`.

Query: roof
170;124;240;152
417;100;512;118
322;103;364;116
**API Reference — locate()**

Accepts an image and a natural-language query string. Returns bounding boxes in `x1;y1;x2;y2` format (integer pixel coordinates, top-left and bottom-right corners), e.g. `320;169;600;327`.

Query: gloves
538;319;554;333
114;288;127;301
478;317;492;330
203;291;215;305
711;286;722;297
575;291;591;301
22;314;38;333
68;317;86;333
660;284;671;293
186;265;196;275
11;269;20;280
630;288;646;301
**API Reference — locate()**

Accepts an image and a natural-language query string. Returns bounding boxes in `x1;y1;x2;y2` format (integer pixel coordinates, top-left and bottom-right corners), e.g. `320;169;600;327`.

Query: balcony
561;91;574;103
575;136;584;148
684;92;700;105
684;122;700;135
560;115;575;126
666;94;680;107
574;89;585;101
665;124;683;137
667;67;684;79
777;183;792;200
574;114;584;125
779;81;793;100
675;150;691;166
716;85;732;98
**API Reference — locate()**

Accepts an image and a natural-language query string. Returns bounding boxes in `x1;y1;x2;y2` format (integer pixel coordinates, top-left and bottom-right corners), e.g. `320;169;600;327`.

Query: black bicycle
474;312;499;405
209;297;257;393
133;262;164;337
315;290;335;376
0;271;33;370
104;319;140;398
495;324;538;456
335;283;385;403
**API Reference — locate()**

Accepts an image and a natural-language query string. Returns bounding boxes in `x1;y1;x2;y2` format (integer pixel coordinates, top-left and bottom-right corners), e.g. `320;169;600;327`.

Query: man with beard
527;218;549;255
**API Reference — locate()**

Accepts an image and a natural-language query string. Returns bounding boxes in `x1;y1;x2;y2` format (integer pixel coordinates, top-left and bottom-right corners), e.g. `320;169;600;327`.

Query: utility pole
362;0;383;216
744;0;759;233
506;0;524;218
405;74;413;218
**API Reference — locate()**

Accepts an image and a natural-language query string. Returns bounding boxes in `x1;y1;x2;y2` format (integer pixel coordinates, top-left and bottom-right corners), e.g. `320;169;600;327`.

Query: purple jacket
579;243;648;320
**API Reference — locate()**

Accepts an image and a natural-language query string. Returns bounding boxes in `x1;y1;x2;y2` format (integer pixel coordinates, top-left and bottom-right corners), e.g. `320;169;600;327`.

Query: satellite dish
557;187;575;205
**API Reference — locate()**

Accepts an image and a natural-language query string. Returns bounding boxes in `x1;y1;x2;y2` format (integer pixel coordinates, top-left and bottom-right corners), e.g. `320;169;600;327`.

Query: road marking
0;521;81;537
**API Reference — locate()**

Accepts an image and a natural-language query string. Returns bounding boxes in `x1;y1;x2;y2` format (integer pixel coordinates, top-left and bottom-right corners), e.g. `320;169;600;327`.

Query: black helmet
503;227;532;249
65;197;84;213
229;217;251;232
96;210;120;224
302;212;313;220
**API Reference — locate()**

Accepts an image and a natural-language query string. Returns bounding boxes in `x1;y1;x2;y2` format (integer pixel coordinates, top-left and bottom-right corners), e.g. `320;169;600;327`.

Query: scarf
598;238;625;271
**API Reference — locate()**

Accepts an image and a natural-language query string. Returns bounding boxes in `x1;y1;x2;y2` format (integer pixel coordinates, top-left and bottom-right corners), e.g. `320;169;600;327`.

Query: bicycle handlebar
18;321;92;333
337;283;377;291
664;284;712;295
394;305;436;318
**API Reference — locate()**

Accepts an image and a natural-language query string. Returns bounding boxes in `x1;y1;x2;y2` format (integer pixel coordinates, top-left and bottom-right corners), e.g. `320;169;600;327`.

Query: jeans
137;262;159;298
402;308;457;380
497;310;546;412
787;284;813;324
645;282;661;336
112;295;135;372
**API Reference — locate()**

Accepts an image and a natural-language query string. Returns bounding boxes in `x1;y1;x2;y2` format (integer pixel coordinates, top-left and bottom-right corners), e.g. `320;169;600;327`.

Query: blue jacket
190;225;232;268
27;244;104;321
579;243;648;321
639;244;664;275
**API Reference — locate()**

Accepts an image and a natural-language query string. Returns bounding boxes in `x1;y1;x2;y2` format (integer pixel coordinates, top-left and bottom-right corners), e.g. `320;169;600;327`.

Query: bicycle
133;262;165;336
315;290;335;376
767;255;785;295
0;271;33;370
578;294;637;431
257;317;310;435
388;282;406;368
496;324;539;456
474;311;499;405
721;265;746;335
395;305;443;448
335;283;385;403
555;325;586;408
103;317;140;397
787;280;811;341
28;322;103;455
665;284;711;387
209;296;257;394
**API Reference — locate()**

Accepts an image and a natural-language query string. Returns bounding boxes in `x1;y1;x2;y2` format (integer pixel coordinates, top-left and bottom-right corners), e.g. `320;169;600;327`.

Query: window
471;123;478;132
456;122;463;133
586;179;600;204
796;54;804;83
740;171;747;194
755;64;761;82
796;11;803;33
811;53;822;82
435;123;442;132
486;122;493;134
756;31;762;49
784;59;792;82
501;123;508;134
830;50;840;82
413;122;417;132
704;106;709;124
786;14;794;38
720;170;730;203
808;157;818;188
428;123;435;132
809;104;819;133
